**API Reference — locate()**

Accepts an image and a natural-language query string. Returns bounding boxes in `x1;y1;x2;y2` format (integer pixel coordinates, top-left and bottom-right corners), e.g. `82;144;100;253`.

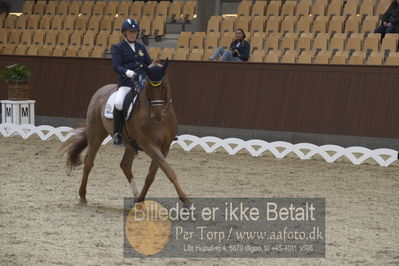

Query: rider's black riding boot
113;109;124;146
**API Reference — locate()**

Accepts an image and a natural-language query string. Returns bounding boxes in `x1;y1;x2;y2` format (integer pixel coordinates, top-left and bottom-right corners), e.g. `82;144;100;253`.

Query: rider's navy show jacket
111;40;152;87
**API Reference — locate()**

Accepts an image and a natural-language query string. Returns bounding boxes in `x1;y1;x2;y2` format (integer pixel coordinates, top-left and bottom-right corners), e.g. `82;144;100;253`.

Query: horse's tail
62;127;88;170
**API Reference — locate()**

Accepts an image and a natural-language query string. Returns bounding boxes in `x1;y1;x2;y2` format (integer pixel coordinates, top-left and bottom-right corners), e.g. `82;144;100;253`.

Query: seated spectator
374;0;399;38
209;29;250;62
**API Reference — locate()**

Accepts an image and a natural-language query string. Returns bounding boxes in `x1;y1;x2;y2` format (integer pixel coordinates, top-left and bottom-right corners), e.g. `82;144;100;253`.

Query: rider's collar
124;38;135;44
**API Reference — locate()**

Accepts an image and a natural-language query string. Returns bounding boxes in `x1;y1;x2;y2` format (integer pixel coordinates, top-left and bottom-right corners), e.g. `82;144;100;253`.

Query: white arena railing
0;123;397;167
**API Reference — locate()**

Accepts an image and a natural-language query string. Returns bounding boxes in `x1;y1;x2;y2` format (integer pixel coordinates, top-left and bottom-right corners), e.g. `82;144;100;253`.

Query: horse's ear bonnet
146;59;169;83
161;58;169;73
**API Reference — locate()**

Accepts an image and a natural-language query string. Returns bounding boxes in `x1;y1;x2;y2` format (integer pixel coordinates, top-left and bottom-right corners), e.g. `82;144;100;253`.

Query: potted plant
0;64;31;100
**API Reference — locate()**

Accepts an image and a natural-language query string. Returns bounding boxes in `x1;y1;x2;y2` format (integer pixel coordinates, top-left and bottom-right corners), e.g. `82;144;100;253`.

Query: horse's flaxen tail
62;127;88;170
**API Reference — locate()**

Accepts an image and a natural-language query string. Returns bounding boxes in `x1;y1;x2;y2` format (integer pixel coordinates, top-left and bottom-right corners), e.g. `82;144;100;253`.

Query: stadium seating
0;0;199;57
385;52;399;65
148;46;161;59
314;50;332;64
297;50;314;63
297;0;312;17
25;45;38;55
363;33;381;52
347;33;363;52
60;1;73;16
297;33;313;51
252;1;267;17
160;47;175;59
3;0;399;64
366;51;383;65
264;49;280;62
281;50;297;63
198;0;399;64
249;49;266;62
53;46;66;56
266;1;282;17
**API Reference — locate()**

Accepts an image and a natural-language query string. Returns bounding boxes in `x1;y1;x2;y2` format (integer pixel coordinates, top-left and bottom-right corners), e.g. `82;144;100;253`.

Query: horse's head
143;59;171;121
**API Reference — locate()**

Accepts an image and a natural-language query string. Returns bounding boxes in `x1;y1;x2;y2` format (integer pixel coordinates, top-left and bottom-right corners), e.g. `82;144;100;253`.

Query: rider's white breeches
114;86;131;111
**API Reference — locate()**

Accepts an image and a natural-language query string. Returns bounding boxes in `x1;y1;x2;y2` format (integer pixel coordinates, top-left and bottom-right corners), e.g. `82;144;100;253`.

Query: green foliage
0;64;31;84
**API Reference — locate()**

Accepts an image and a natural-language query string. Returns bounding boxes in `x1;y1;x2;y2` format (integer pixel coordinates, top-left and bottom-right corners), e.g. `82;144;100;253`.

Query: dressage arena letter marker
21;106;29;117
0;100;36;125
6;107;11;118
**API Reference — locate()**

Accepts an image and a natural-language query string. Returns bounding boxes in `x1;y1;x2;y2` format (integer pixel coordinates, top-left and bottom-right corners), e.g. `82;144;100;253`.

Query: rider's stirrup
113;133;123;146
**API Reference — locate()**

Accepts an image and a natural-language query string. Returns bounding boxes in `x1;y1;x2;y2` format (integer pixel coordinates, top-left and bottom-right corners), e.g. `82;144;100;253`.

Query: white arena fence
0;123;397;167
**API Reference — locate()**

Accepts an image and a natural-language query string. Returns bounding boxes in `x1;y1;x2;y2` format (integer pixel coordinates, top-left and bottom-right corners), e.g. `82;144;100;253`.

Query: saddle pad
104;91;137;120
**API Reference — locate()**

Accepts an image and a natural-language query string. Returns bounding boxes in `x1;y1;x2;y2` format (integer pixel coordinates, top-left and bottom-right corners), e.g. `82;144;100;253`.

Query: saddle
104;88;139;121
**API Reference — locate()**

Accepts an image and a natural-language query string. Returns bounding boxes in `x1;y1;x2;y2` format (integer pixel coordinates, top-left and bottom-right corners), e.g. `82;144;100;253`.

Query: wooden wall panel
0;55;398;139
0;56;116;118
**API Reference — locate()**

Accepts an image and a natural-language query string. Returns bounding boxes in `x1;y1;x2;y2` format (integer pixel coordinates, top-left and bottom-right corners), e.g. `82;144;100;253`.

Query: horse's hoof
131;198;143;208
135;197;144;203
79;200;88;206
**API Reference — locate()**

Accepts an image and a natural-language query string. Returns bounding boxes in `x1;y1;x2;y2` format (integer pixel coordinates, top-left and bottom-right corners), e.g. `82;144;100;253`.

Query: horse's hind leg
120;148;139;199
136;160;159;202
79;132;106;203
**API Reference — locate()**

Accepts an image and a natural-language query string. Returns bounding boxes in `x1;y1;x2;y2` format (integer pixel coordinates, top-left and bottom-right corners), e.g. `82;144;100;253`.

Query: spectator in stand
209;29;250;62
374;0;399;38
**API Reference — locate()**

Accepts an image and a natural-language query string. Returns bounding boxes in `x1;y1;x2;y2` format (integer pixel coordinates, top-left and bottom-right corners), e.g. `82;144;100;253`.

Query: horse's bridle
145;77;172;116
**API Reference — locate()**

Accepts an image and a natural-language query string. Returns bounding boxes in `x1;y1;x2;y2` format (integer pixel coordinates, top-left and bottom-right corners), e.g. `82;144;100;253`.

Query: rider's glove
125;70;135;78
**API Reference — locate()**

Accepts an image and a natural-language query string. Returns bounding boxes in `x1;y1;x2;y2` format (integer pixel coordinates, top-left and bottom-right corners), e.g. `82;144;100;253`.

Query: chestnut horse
62;60;191;207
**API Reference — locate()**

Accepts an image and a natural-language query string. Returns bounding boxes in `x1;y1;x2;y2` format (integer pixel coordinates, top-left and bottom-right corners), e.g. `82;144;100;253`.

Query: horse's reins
122;64;144;145
132;64;170;108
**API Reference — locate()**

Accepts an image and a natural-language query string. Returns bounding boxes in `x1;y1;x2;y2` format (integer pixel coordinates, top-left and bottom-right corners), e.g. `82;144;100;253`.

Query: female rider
111;18;152;146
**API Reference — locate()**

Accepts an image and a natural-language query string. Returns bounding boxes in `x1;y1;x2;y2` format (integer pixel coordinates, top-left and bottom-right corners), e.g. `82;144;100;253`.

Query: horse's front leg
144;145;191;207
136;160;158;203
